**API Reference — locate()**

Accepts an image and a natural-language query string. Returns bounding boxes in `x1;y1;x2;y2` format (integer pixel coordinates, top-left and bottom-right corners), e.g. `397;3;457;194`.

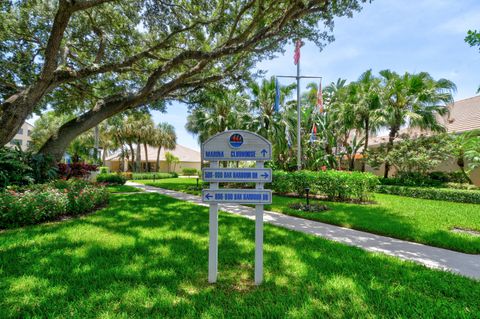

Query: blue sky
152;0;480;150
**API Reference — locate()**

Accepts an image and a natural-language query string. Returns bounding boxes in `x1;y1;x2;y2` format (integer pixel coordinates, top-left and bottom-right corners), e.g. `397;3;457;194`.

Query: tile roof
369;95;480;146
442;95;480;133
106;144;201;162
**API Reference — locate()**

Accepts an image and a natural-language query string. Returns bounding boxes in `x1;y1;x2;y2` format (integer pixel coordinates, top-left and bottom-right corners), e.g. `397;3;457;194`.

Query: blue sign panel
202;168;272;183
202;189;272;204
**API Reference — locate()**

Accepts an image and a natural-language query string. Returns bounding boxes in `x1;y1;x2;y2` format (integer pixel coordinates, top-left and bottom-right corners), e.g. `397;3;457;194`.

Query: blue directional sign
202;189;272;204
202;130;272;161
202;168;272;183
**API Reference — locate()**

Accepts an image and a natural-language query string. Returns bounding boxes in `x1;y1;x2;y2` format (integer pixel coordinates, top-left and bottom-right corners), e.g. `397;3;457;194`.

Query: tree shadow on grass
0;193;479;318
269;195;480;254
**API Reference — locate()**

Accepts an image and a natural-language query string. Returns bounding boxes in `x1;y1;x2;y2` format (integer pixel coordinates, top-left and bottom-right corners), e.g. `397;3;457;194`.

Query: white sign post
201;130;272;285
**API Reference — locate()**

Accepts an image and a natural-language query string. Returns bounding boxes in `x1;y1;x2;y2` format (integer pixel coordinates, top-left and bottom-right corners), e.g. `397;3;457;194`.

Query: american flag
294;40;302;65
317;80;324;113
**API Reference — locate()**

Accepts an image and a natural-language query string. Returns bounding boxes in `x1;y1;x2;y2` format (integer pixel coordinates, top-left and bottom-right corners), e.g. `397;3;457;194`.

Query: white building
6;122;34;151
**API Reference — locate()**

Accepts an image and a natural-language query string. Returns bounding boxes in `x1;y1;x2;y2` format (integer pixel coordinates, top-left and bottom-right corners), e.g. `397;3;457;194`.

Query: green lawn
265;194;480;254
0;193;478;318
136;178;480;254
136;178;204;195
107;184;142;193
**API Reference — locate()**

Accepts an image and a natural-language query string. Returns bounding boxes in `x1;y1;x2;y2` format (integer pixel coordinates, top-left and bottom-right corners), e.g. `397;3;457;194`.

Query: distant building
105;144;201;173
6;122;34;151
364;95;480;185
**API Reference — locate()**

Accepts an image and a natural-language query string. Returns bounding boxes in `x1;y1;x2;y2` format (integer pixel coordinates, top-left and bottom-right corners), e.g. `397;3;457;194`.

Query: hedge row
270;170;379;201
130;172;178;180
377;185;480;204
0;180;109;229
96;173;127;185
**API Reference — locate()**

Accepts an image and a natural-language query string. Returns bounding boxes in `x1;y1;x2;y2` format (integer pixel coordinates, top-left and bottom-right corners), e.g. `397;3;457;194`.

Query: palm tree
350;70;382;171
186;89;249;143
378;70;456;178
152;123;177;172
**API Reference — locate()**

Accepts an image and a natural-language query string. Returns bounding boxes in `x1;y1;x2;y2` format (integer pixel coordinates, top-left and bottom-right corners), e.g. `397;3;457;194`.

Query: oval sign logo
229;133;244;148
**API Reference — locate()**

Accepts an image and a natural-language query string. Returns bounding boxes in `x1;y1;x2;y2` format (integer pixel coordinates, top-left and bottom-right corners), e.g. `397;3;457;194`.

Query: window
12;139;22;146
17;128;23;135
28;130;31;136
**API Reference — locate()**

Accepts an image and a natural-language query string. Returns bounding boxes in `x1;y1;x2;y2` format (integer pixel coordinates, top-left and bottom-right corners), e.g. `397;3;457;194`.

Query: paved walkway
127;182;480;280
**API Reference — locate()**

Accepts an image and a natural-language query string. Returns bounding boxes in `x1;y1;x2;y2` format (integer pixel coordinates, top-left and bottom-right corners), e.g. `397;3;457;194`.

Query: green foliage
0;146;57;188
0;180;109;229
271;170;379;201
181;168;198;176
368;134;453;175
131;172;177;180
98;166;109;174
267;193;480;253
96;173;126;185
377;185;480;204
465;30;480;51
1;193;479;317
164;152;180;173
379;171;472;188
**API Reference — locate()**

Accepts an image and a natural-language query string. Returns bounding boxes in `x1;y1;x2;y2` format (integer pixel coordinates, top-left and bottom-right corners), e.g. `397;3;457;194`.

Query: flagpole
296;58;301;171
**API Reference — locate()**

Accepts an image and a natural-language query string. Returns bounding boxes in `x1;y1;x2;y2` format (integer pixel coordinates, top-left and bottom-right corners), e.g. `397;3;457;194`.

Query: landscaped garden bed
0;179;109;229
0;192;478;318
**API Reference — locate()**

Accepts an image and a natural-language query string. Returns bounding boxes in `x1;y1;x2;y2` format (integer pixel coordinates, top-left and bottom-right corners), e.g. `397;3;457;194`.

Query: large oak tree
1;0;369;160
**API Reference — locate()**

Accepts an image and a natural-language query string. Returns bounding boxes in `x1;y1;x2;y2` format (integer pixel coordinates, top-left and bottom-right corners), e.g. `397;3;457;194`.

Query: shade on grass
106;185;142;193
137;178;203;196
0;193;478;318
266;194;480;254
137;178;480;254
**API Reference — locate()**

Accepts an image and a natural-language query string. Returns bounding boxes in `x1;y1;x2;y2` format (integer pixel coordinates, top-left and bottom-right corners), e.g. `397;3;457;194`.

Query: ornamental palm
186;89;249;143
152;123;177;172
378;70;456;178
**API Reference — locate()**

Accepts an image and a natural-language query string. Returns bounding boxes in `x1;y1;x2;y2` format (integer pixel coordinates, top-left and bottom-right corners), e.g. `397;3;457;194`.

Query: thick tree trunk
361;119;369;172
0;2;73;146
156;147;161;172
38;95;136;161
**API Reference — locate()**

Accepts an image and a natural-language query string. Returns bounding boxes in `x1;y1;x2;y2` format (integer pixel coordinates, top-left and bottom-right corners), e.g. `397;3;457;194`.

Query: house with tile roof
105;144;201;173
364;95;480;185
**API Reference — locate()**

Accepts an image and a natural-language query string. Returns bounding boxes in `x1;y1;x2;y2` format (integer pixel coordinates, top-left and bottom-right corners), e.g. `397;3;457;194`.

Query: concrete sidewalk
127;182;480;280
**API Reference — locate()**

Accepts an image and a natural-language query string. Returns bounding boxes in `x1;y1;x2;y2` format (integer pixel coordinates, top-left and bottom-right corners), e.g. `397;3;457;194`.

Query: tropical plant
165;152;179;173
152;123;177;172
377;70;456;177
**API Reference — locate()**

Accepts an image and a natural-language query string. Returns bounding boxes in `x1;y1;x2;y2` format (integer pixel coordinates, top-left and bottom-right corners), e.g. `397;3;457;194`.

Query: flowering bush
0;179;109;229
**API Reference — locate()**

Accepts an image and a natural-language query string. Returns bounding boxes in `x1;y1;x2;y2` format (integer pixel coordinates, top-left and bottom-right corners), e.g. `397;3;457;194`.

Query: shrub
98;166;109;174
376;185;480;204
0;180;109;229
0;146;57;188
0;189;68;228
182;168;198;176
270;170;379;202
313;170;379;201
58;163;97;180
131;172;177;180
119;172;133;180
271;171;291;194
96;173;126;185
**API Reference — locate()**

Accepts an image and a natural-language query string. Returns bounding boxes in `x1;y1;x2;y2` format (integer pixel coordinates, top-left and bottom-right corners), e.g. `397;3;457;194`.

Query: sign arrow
205;193;213;200
261;172;269;179
261;149;268;157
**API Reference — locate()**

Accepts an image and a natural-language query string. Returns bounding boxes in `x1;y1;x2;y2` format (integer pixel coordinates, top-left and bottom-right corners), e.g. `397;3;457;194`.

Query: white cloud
437;11;480;34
